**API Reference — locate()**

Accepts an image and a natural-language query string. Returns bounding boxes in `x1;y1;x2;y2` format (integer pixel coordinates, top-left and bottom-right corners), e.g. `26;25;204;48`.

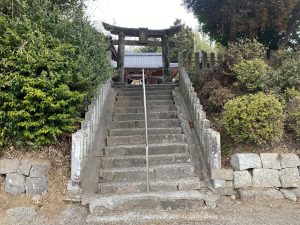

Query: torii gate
103;22;182;83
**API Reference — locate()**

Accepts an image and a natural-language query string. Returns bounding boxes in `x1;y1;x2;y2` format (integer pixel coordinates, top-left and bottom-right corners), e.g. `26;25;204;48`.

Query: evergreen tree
183;0;300;50
169;19;194;63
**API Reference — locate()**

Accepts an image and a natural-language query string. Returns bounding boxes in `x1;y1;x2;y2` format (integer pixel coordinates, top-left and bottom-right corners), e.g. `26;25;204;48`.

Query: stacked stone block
211;153;300;201
0;159;51;196
211;168;235;196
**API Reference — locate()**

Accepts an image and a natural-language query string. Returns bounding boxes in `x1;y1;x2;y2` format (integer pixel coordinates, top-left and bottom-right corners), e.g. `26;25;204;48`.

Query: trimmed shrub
232;59;270;92
221;92;285;145
285;89;300;140
227;39;266;65
208;87;235;112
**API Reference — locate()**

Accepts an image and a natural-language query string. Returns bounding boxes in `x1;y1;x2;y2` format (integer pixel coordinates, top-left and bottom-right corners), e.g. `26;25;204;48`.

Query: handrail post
142;69;149;192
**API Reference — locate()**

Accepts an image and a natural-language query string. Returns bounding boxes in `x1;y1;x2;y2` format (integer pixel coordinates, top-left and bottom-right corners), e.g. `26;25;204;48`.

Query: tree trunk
279;2;300;49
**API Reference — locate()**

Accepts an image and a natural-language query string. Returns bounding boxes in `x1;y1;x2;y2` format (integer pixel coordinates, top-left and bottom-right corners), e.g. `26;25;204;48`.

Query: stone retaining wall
0;159;51;196
212;153;300;201
69;78;111;191
178;53;221;176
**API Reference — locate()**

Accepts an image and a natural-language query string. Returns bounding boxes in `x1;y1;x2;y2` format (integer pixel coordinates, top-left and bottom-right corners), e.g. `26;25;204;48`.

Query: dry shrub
208;87;235;112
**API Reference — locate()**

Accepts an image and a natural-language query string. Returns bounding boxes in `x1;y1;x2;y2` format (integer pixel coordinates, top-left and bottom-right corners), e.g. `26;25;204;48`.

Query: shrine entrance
103;22;182;83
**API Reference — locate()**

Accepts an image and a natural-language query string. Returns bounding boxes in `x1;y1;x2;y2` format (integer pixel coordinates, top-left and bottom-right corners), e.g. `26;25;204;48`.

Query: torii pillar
161;35;170;81
117;32;125;83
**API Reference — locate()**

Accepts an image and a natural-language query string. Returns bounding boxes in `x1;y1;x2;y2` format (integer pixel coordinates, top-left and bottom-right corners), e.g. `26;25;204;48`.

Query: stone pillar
178;52;184;68
161;35;170;81
210;52;216;70
202;51;208;69
186;53;193;71
194;52;200;75
117;32;125;83
217;53;223;66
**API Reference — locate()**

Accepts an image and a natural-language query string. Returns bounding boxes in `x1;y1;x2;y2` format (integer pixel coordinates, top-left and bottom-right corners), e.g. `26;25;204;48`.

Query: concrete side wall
178;63;221;176
68;78;112;191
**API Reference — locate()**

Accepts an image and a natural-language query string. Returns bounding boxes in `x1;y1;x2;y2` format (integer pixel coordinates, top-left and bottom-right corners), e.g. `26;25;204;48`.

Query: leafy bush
269;50;296;69
227;39;266;65
208;87;235;112
23;1;112;96
269;50;300;92
285;89;300;140
0;1;112;147
221;92;285;145
0;16;85;146
232;59;270;92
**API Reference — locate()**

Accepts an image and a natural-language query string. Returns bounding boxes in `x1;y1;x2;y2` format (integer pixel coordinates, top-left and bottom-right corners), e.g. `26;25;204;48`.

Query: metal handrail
142;69;149;192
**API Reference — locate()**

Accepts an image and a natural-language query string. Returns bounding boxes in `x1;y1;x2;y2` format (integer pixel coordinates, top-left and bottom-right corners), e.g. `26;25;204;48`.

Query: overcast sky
86;0;199;30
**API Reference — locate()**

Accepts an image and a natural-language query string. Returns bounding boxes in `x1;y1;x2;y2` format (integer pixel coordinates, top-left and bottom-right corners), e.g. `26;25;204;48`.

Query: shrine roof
111;53;178;69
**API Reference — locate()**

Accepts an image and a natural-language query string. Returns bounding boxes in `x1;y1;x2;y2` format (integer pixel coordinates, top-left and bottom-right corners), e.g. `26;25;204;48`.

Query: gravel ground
1;198;300;225
207;198;300;225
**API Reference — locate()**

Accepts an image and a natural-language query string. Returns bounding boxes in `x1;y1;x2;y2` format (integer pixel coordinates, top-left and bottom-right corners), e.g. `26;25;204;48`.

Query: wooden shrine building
111;53;178;85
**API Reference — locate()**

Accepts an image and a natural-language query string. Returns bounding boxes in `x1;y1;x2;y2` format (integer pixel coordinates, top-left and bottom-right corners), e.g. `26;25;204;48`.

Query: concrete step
87;190;218;215
104;143;188;156
117;85;175;92
101;153;191;169
109;127;182;136
117;90;172;96
86;209;219;225
116;95;173;101
110;119;180;129
107;134;185;146
114;104;177;114
98;178;206;195
100;163;195;182
113;111;177;121
114;100;174;108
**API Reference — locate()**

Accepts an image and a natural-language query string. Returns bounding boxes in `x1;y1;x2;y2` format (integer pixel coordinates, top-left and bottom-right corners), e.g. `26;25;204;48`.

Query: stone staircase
84;85;217;222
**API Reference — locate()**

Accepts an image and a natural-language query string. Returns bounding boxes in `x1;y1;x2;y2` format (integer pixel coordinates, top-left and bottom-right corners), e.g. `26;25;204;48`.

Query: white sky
86;0;199;30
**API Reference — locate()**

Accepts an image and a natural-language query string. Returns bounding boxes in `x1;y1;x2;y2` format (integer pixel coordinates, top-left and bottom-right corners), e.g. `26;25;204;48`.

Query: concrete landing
86;210;219;225
87;190;218;215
